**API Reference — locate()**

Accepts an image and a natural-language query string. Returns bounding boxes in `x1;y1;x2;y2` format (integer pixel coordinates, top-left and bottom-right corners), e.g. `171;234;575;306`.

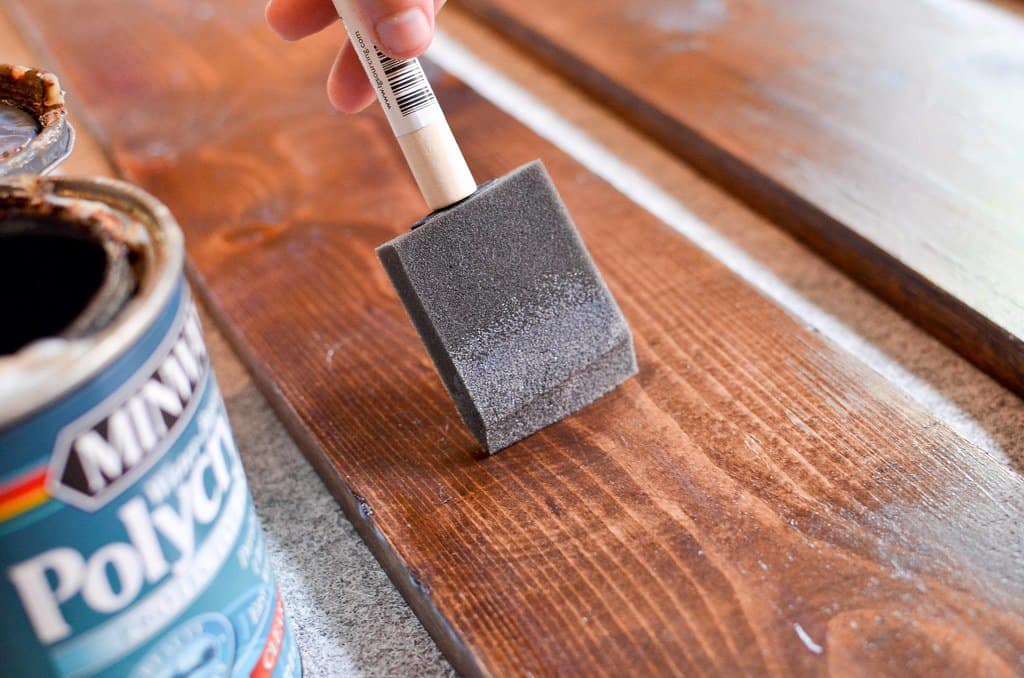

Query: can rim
0;114;75;177
1;64;77;177
0;176;185;427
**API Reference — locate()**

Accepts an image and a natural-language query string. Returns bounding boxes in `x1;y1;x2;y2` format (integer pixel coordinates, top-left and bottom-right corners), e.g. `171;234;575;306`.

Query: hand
266;0;444;113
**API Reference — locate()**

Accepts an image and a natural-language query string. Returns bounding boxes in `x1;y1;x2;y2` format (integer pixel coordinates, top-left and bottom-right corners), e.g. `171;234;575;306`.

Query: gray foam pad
377;160;637;453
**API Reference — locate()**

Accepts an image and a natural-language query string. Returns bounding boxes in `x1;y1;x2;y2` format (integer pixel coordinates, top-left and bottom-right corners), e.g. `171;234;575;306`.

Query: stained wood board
459;0;1024;397
8;1;1024;674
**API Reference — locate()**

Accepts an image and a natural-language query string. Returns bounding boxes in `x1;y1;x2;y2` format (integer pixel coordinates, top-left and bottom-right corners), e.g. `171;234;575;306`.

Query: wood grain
459;0;1024;397
8;1;1024;674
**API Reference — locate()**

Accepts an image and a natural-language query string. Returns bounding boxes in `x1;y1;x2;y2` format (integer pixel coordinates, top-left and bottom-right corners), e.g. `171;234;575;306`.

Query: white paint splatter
793;622;824;655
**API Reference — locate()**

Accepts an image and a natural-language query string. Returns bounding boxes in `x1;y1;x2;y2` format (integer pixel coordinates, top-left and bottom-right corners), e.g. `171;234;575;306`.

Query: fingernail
375;8;431;56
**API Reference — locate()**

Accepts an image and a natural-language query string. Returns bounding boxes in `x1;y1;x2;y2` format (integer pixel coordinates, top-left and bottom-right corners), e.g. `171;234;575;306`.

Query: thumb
353;0;437;60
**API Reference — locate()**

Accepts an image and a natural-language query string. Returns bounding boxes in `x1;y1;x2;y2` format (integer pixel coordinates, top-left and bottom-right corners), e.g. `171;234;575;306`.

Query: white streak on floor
428;31;1006;459
793;622;824;654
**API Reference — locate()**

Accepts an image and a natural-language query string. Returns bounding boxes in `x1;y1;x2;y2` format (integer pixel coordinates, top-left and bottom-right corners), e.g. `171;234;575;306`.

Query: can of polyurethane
0;64;75;177
0;176;301;677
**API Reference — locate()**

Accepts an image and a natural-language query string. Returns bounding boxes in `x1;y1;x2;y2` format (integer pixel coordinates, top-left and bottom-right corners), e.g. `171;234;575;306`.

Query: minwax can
0;176;300;677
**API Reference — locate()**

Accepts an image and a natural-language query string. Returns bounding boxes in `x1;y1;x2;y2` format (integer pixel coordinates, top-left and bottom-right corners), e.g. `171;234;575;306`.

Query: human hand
265;0;444;113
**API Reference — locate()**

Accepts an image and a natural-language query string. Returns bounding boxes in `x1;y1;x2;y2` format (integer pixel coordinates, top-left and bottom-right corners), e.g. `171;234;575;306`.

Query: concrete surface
205;316;455;677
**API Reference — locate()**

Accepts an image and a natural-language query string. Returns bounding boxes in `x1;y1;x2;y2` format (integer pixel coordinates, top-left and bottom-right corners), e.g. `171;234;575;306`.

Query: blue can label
0;281;300;677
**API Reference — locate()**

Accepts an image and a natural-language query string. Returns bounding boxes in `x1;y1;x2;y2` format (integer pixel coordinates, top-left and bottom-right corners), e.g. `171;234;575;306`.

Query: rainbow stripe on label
0;463;49;522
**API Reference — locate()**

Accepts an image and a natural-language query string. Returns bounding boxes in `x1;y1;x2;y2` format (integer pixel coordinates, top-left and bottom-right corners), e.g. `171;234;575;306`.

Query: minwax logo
48;304;209;511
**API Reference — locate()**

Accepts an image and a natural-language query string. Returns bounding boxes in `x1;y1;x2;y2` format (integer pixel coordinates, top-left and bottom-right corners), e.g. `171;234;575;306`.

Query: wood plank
459;0;1024;397
9;1;1024;674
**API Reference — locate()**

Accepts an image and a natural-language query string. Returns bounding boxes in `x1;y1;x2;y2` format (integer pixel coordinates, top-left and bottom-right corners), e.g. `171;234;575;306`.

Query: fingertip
327;81;374;113
266;0;338;41
373;7;434;59
352;0;437;59
327;43;377;113
264;0;294;40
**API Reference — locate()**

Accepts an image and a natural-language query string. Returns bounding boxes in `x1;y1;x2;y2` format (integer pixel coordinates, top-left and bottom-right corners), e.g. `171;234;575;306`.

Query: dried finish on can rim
0;63;65;127
0;64;74;175
0;176;144;355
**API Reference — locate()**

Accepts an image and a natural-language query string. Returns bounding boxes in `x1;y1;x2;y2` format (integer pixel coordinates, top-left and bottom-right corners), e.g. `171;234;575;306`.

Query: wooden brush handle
330;0;477;210
396;123;477;210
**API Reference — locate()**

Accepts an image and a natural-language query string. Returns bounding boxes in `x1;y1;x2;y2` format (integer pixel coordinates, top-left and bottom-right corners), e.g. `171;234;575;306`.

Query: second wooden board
460;0;1024;395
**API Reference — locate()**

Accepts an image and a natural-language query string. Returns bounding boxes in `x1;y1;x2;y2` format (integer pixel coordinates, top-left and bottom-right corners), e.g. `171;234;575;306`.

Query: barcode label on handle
375;48;437;117
345;22;443;137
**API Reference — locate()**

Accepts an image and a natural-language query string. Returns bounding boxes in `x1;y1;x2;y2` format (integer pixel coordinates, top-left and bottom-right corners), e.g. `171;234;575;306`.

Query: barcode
375;48;436;117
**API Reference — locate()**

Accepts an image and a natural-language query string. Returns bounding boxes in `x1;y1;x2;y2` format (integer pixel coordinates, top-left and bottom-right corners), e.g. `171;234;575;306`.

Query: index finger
265;0;339;41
